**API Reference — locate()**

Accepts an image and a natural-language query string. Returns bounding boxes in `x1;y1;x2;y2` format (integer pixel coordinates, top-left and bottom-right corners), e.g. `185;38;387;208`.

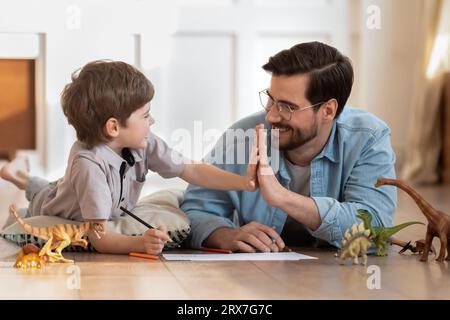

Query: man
181;41;397;252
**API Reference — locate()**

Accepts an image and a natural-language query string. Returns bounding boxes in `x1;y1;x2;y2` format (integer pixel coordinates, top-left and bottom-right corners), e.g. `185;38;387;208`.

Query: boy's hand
244;124;263;192
256;124;286;207
142;225;172;255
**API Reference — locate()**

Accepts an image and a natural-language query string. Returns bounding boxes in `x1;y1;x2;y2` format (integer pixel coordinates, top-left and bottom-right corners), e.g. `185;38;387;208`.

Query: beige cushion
0;189;190;251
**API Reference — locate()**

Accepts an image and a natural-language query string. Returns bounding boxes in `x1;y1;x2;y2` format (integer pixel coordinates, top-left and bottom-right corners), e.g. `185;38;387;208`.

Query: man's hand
256;125;287;208
142;225;172;255
204;222;285;253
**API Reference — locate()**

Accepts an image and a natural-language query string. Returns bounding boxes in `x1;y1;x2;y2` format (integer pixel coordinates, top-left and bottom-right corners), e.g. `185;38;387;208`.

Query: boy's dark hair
61;60;154;148
262;41;353;118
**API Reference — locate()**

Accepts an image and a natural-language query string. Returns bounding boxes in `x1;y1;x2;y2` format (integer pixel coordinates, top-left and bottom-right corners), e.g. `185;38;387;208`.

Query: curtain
401;0;450;184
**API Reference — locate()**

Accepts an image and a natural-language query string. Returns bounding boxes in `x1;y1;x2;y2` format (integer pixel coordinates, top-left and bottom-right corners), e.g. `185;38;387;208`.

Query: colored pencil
129;252;159;260
120;206;154;229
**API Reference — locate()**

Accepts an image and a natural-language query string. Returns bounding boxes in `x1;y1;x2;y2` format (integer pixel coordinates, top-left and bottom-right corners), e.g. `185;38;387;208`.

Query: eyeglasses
259;89;325;121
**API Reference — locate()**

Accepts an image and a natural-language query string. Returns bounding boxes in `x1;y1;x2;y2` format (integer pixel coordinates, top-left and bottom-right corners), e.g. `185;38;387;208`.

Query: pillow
0;188;190;252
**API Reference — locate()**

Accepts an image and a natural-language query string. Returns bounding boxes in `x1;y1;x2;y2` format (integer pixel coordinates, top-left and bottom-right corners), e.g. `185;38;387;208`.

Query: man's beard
272;118;319;151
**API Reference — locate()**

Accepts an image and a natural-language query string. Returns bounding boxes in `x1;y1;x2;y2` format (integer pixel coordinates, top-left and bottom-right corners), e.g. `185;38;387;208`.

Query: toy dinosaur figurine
389;238;436;255
356;209;424;256
14;243;48;269
339;222;372;265
375;178;450;262
9;204;105;264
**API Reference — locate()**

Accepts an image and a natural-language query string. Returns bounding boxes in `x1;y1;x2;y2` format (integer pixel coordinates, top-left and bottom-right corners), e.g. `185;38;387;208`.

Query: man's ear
104;117;120;138
322;99;338;121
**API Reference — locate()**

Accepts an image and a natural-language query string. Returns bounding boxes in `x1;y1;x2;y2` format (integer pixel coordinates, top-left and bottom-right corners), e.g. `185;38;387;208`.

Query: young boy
0;60;258;255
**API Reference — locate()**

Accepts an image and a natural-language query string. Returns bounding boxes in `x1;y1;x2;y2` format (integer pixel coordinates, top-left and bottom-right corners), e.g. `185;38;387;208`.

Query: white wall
1;0;180;179
1;0;372;180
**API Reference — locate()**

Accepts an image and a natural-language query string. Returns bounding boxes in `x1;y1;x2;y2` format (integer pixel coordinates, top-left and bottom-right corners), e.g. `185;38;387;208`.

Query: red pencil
129;252;159;260
200;247;233;254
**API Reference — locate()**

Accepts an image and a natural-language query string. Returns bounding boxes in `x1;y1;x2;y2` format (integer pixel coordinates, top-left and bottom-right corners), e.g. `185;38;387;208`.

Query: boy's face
118;103;154;149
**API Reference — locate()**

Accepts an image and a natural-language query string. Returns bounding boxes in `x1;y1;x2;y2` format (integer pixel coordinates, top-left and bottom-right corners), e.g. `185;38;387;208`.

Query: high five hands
246;124;287;208
205;124;288;253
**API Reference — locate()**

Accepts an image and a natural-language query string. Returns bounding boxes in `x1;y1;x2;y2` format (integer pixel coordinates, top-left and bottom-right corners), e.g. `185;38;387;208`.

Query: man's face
265;74;320;151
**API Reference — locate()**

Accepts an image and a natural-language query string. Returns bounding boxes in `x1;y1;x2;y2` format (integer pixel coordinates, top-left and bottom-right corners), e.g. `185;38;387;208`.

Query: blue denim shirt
181;107;397;249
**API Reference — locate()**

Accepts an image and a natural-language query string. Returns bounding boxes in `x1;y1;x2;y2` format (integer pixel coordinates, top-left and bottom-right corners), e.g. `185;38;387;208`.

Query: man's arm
181;130;284;252
257;127;397;248
182;183;285;252
181;179;238;249
308;130;397;247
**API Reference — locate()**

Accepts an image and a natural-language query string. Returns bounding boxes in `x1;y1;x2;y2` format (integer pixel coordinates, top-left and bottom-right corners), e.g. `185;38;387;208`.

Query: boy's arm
86;220;171;254
146;129;258;191
180;162;256;192
180;129;259;191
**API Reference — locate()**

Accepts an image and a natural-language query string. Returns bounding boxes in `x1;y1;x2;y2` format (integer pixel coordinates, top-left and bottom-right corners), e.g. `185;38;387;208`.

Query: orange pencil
129;252;159;260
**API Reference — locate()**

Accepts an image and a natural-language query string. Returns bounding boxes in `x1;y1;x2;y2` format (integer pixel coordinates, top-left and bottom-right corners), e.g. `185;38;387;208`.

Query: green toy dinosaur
356;209;424;256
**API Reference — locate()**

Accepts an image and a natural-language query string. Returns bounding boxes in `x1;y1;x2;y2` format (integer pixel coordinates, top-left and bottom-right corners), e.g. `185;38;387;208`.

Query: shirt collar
96;144;143;171
313;120;340;163
277;153;291;183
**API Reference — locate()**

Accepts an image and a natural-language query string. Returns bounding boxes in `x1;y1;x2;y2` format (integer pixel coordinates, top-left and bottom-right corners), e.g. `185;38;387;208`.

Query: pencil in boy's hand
120;206;154;229
129;252;159;260
120;206;173;244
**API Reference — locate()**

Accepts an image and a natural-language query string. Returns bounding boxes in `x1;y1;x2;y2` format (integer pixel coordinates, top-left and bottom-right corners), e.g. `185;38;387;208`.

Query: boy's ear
104;117;120;138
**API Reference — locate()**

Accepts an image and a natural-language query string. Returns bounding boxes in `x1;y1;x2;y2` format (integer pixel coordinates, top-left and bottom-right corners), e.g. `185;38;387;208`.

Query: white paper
162;252;317;261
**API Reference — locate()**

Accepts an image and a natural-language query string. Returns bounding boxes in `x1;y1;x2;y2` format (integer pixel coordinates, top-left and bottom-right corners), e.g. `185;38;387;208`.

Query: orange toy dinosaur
9;204;105;264
375;178;450;262
14;243;49;269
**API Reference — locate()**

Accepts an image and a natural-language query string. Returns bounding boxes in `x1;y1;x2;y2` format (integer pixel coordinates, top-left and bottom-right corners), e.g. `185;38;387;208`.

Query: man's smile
271;124;292;136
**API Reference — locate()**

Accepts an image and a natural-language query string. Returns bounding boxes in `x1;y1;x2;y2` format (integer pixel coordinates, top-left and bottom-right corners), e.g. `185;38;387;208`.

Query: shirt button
121;198;125;202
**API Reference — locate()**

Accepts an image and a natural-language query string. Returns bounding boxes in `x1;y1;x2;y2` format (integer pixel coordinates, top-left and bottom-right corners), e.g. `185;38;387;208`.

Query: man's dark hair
262;41;353;117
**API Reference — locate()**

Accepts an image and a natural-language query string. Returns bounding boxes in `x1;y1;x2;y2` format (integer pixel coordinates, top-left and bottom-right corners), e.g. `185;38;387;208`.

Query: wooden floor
1;178;450;300
2;247;450;300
